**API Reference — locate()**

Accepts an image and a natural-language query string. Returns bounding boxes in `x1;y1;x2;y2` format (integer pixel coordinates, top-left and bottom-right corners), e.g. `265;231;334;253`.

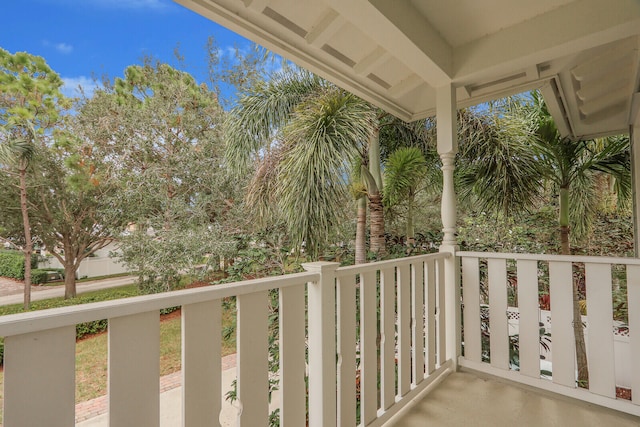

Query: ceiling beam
242;0;269;12
453;0;640;84
353;47;390;76
326;0;453;86
305;9;346;47
388;74;423;98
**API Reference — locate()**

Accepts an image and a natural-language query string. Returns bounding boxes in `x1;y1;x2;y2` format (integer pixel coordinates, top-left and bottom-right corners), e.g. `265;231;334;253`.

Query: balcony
1;251;639;426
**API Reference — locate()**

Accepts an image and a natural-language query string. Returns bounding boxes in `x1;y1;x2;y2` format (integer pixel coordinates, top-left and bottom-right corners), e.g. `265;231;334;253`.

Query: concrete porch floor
74;364;640;426
393;370;640;427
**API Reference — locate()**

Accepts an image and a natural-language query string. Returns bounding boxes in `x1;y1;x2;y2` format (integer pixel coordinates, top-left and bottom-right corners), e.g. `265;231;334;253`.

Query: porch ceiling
176;0;640;138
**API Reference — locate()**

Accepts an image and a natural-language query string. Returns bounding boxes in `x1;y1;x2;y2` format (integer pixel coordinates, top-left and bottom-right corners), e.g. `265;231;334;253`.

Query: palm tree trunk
355;196;367;264
19;167;32;310
572;272;589;387
559;185;589;387
369;192;386;256
406;191;415;246
368;123;386;256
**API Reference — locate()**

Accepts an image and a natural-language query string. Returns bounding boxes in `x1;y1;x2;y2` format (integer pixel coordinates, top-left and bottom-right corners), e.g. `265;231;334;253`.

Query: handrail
0;271;318;337
458;251;640;265
335;252;450;276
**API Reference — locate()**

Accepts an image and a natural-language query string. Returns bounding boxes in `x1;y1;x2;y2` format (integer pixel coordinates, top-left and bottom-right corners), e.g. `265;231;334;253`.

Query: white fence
40;255;130;278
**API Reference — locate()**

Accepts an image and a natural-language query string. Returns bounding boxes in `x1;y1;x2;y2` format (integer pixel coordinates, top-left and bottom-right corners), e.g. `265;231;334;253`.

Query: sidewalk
0;275;137;306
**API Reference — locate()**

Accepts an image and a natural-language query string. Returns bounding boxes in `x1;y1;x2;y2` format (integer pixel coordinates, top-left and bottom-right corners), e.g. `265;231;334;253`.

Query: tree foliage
79;60;238;291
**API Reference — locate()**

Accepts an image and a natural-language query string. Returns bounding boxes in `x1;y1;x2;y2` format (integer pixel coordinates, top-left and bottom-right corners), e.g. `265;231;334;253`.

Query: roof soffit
176;0;640;134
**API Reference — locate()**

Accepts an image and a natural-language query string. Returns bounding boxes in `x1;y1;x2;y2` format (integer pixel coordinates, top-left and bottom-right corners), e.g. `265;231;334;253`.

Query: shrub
76;319;108;339
32;268;65;285
0;250;39;279
0;250;26;279
31;269;49;285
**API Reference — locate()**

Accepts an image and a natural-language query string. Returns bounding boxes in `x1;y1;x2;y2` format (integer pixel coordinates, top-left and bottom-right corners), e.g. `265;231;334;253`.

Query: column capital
302;261;340;274
436;84;458;155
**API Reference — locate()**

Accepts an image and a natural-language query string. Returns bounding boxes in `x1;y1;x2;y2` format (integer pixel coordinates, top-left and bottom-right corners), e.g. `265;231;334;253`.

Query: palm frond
383;146;427;207
223;69;326;173
457;105;544;217
276;88;374;255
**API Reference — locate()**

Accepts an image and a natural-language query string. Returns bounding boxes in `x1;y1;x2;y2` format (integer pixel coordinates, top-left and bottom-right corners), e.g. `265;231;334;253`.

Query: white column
632;124;640;256
436;83;460;367
437;84;458;246
303;261;339;427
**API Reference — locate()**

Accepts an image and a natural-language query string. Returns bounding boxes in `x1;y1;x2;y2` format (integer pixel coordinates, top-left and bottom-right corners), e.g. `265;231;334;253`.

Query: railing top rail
0;271;318;337
335;252;450;276
458;251;640;266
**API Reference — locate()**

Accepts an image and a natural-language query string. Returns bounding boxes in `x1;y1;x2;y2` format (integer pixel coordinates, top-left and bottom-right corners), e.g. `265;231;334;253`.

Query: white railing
0;253;452;427
458;251;640;416
332;253;452;426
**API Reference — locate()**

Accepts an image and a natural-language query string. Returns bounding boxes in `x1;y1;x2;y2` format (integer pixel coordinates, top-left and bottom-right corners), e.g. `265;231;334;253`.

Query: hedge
31;268;65;285
0;250;38;280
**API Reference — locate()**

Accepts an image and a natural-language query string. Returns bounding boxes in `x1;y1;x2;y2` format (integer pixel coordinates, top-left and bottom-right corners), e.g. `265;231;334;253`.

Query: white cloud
61;76;100;99
55;43;73;54
50;0;169;10
97;0;168;9
42;40;73;54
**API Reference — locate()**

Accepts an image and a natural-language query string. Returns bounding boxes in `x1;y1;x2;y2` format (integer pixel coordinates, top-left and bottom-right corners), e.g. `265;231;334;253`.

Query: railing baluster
425;259;437;373
461;257;481;363
3;326;76;427
488;258;509;369
360;270;378;425
336;274;356;426
437;257;446;366
397;263;411;396
517;259;540;378
280;284;307;426
380;267;396;410
549;261;576;388
412;261;425;385
182;300;222;426
305;262;339;427
585;263;616;397
237;291;269;426
628;264;640;405
109;311;160;427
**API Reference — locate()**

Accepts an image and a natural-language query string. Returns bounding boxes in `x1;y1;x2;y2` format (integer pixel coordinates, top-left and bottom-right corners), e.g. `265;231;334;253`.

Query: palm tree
527;93;630;387
383;147;428;245
224;69;378;259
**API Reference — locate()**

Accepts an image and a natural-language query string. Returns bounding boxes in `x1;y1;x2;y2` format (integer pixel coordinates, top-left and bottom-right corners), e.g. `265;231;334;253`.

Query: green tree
80;60;236;291
28;131;126;298
0;49;66;309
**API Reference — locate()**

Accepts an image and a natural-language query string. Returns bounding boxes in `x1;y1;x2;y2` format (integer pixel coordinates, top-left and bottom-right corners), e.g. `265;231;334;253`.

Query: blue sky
2;0;253;98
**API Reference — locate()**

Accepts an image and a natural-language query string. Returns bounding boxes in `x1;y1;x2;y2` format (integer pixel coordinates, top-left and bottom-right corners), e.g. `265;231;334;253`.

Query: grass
75;309;236;403
0;285;141;315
